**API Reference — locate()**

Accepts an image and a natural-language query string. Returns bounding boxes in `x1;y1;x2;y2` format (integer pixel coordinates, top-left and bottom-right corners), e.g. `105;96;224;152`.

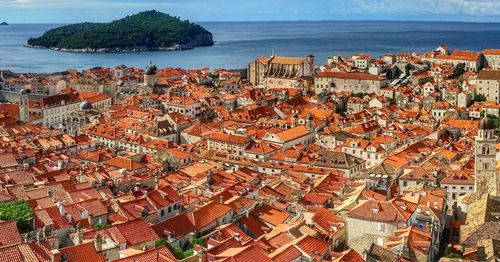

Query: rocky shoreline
25;44;192;53
25;32;214;53
25;42;212;53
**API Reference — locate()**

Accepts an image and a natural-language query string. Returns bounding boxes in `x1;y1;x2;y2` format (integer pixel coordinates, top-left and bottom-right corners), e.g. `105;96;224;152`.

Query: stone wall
0;90;46;103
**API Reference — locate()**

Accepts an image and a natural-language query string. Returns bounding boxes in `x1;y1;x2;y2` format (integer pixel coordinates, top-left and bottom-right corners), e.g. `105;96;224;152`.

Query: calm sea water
1;21;500;73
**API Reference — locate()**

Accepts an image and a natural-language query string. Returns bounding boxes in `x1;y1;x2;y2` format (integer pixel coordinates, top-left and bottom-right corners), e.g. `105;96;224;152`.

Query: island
0;22;8;25
25;10;214;52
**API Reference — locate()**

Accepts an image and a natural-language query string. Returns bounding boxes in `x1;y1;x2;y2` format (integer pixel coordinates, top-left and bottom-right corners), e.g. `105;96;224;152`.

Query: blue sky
1;0;500;23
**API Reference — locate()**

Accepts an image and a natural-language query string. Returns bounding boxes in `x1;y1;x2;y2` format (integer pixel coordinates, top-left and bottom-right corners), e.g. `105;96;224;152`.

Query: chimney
75;224;83;245
234;232;241;242
94;233;103;252
50;249;60;262
219;195;224;204
47;187;53;198
56;201;65;216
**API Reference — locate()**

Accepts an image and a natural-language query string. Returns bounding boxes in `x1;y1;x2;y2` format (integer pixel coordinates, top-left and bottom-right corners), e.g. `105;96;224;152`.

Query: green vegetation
405;64;415;75
452;63;466;78
27;10;213;51
0;200;34;233
94;223;109;229
352;92;368;98
155;237;206;260
192;237;207;247
474;94;487;102
486;114;500;129
444;253;461;258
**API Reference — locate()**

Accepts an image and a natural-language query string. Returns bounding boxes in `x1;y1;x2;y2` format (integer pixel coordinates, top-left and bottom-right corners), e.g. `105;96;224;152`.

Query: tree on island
27;10;214;51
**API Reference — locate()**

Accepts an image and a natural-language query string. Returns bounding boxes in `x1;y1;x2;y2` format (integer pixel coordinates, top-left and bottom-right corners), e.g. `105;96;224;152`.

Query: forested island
0;22;8;25
26;10;214;52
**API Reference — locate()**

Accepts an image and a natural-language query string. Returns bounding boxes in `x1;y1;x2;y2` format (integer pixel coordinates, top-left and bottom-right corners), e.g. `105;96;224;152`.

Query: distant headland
0;22;8;25
25;10;214;53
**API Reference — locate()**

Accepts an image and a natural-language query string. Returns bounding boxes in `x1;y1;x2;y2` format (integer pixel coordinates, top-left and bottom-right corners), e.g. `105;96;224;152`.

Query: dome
478;117;494;130
80;100;93;110
145;60;157;75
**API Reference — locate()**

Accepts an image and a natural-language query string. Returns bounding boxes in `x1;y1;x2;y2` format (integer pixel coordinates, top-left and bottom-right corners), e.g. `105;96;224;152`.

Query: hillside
26;10;214;52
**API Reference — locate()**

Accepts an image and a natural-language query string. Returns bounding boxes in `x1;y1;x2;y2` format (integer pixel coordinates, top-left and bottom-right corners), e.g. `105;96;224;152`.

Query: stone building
482;49;500;69
314;71;388;94
474;117;499;197
247;55;314;89
477;70;500;103
144;60;158;87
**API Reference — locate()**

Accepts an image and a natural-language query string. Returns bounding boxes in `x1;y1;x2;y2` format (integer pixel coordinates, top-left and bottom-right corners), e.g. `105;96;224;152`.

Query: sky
1;0;500;23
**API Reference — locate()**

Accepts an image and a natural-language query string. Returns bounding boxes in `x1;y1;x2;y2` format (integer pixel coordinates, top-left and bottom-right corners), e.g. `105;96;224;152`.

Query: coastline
23;42;214;53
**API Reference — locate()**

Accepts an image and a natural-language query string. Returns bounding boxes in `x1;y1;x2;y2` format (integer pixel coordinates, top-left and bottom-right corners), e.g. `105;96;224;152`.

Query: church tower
474;117;499;197
19;89;30;123
144;60;157;87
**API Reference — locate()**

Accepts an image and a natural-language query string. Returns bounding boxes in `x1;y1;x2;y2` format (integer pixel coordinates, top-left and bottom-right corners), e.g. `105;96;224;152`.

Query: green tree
486;114;500;129
155;238;195;259
405;64;415;75
444;253;461;258
352;92;367;98
192;237;207;247
94;223;108;229
27;10;213;50
452;63;466;78
155;239;167;247
0;200;34;233
474;94;487;102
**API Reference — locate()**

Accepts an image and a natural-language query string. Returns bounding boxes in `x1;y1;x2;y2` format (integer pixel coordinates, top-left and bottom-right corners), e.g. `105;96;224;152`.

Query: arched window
482;145;491;155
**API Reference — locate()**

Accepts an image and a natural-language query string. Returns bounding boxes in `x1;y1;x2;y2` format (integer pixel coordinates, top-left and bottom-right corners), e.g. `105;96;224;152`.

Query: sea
1;21;500;73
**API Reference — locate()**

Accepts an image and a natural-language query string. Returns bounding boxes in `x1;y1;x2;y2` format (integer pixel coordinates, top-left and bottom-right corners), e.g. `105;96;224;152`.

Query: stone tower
474;117;499;197
19;89;30;123
144;60;157;87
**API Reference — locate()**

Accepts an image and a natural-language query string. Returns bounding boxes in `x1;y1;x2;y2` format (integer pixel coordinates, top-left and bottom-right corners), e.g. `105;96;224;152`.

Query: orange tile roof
275;125;311;142
332;249;364;262
482;49;500;55
347;199;408;223
114;246;176;262
269;56;305;65
0;221;22;246
103;156;145;171
58;242;105;262
316;71;386;81
192;201;233;230
251;204;289;227
210;132;249;145
295;235;330;261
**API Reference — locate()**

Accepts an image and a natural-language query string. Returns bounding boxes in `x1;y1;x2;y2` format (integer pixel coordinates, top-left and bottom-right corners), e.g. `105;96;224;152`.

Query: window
168;206;172;213
377;237;385;246
378;223;385;232
160;210;165;217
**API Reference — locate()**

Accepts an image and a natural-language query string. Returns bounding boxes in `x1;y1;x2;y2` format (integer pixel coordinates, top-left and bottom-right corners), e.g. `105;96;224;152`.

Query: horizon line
5;19;500;24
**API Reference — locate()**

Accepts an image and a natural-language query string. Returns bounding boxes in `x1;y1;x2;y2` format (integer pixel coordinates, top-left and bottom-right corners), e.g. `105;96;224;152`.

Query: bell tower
144;60;157;87
474;117;498;197
19;89;30;123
